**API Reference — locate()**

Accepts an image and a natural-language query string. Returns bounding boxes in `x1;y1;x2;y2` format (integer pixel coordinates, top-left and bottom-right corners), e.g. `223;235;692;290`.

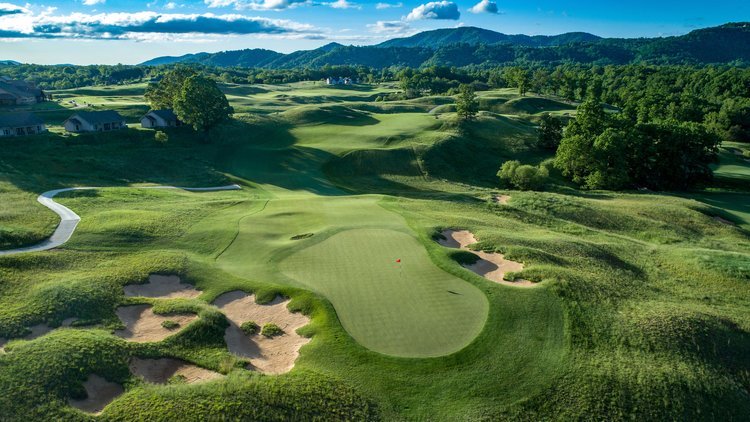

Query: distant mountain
140;23;750;69
376;26;602;48
0;60;21;66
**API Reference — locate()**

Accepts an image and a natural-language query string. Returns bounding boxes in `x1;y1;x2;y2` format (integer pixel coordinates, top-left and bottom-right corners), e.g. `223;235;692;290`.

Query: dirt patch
714;216;736;226
114;305;197;343
213;291;311;375
129;357;222;384
492;195;511;205
68;374;124;415
438;229;537;287
124;274;201;299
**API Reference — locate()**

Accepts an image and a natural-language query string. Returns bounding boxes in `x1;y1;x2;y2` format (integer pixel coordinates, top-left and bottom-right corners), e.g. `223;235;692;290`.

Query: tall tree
173;75;234;132
455;84;478;121
144;66;198;110
538;113;564;150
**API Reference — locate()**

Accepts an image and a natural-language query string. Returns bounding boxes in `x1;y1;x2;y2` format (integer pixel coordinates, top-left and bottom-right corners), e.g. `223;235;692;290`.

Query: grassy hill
0;82;748;420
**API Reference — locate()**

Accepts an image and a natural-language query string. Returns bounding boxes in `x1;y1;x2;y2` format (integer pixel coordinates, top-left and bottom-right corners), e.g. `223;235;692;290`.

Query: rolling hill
140;23;750;69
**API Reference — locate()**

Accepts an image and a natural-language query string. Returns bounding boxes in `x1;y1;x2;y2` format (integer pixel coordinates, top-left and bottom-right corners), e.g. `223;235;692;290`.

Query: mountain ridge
139;23;750;68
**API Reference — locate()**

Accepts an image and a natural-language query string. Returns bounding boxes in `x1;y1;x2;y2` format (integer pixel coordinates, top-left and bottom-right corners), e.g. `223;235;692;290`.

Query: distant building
64;111;127;133
0;112;47;137
140;109;182;129
325;77;355;86
0;77;47;106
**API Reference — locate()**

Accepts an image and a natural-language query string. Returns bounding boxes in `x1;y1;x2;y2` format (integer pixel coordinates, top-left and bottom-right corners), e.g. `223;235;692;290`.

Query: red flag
396;259;401;263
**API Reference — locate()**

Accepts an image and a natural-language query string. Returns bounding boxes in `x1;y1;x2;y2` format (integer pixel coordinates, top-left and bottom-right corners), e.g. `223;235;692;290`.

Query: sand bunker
438;229;536;287
68;374;124;415
124;274;201;299
0;318;78;352
213;291;311;375
493;195;511;205
115;305;197;343
129;357;222;384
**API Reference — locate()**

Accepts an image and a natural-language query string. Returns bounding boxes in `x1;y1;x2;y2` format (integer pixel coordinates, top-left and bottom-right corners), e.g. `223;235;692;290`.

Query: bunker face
214;291;310;375
439;230;537;287
279;228;488;358
68;374;124;415
129;358;222;384
123;274;201;299
114;305;197;343
493;195;511;205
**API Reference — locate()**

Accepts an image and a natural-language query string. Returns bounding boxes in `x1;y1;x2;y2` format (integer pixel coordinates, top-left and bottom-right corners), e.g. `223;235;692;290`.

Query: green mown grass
0;83;748;420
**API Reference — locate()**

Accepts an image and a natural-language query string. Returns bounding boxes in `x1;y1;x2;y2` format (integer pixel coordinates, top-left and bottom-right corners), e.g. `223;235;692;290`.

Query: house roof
147;109;178;122
0;80;42;99
68;111;124;125
0;112;44;128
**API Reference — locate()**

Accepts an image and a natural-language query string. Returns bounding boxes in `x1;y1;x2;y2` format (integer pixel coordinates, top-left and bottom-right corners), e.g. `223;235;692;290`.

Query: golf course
0;78;748;421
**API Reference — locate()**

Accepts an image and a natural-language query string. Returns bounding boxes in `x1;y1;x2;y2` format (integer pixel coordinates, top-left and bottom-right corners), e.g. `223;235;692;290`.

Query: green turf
1;82;749;420
279;228;488;357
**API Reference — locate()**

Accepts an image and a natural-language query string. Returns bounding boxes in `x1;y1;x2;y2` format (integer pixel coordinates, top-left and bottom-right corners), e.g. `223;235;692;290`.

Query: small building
140;109;182;129
64;111;127;133
325;77;354;86
0;77;46;105
0;112;47;137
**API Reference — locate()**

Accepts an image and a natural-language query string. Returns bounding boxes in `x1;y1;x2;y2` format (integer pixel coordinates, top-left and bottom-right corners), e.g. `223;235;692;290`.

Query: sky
0;0;748;65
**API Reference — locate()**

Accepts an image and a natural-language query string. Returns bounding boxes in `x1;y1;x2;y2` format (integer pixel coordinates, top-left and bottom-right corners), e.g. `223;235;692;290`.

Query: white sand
68;374;124;415
129;357;222;384
438;229;536;287
213;291;311;375
114;305;197;343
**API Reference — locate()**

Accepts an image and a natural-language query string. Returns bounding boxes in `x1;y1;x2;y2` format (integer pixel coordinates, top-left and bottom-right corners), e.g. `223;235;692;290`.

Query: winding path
0;184;241;257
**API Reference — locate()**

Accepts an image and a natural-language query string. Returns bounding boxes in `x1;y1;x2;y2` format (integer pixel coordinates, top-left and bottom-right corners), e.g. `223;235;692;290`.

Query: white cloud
367;20;410;34
406;1;460;21
82;0;106;6
165;2;177;9
375;2;401;9
0;9;319;40
328;0;360;9
204;0;310;10
0;2;28;15
468;0;498;14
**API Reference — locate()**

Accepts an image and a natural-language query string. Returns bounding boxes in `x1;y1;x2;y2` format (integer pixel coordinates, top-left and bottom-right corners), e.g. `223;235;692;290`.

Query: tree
497;160;548;191
173;75;234;132
538;113;564;150
144;66;197;110
455;84;478;121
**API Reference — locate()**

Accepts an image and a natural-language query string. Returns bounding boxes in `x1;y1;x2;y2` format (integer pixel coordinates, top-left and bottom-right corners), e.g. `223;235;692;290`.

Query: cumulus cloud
0;9;318;40
82;0;106;6
204;0;310;10
367;20;410;34
375;2;402;9
468;0;498;14
406;1;459;21
328;0;360;9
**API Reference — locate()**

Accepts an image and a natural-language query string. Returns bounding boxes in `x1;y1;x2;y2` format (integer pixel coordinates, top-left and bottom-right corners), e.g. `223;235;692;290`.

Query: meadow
0;81;748;420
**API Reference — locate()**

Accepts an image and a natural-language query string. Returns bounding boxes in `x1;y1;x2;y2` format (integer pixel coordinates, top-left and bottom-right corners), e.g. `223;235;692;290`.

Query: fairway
279;228;488;357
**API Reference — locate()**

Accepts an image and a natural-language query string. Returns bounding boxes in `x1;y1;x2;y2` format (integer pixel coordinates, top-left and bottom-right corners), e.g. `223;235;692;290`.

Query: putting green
279;228;488;357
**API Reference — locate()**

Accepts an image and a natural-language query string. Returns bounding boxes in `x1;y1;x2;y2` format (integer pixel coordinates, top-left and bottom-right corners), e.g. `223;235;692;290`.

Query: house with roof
140;109;182;129
0;112;47;137
64;111;127;133
325;77;354;86
0;77;46;106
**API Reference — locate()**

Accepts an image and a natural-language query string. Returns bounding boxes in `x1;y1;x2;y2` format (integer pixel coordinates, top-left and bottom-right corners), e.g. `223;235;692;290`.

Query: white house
325;77;354;86
140;109;182;129
64;111;126;133
0;77;46;106
0;112;47;137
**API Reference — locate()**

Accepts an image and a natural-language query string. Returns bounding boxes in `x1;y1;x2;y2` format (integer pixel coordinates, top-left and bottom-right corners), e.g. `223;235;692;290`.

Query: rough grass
0;83;748;420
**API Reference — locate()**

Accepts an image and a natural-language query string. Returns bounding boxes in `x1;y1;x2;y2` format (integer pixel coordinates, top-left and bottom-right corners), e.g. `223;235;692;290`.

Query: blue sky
0;0;747;64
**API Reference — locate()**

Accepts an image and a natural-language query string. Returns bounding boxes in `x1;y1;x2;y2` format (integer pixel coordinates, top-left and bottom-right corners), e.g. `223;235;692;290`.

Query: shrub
154;131;168;144
261;323;284;338
497;160;549;191
743;150;750;159
241;321;260;335
161;320;180;330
